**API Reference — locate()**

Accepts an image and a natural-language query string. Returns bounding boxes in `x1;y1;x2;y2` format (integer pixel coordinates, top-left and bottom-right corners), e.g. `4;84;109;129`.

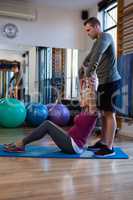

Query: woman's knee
41;120;51;127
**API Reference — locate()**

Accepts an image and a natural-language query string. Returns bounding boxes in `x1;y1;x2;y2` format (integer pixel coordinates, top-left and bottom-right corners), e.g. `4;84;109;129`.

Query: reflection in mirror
0;44;85;105
0;44;31;101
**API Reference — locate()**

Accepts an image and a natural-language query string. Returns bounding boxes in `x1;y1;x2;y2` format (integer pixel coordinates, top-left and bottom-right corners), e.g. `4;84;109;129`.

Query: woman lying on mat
3;111;97;154
4;73;99;155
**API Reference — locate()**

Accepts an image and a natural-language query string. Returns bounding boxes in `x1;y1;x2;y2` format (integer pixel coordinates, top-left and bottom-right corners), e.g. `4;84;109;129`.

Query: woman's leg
22;120;75;154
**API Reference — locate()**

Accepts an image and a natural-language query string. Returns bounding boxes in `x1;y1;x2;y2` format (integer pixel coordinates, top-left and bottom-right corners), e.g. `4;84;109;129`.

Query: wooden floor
0;127;133;200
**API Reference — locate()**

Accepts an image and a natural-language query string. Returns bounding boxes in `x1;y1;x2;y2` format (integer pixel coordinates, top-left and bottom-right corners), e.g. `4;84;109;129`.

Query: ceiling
31;0;101;10
2;0;101;10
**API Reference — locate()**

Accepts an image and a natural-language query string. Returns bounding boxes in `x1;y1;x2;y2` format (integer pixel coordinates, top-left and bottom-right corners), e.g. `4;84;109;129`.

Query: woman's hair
84;17;101;27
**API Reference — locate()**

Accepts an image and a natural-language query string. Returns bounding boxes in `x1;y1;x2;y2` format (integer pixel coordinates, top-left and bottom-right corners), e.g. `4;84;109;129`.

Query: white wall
0;2;98;50
0;2;98;68
0;4;88;49
78;4;98;67
85;4;98;48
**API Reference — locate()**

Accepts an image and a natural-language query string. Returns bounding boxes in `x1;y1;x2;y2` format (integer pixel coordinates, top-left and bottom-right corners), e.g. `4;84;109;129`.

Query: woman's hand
78;65;85;79
87;74;99;91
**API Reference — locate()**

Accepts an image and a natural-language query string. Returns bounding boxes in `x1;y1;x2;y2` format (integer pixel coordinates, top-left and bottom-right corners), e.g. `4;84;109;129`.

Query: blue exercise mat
0;144;129;159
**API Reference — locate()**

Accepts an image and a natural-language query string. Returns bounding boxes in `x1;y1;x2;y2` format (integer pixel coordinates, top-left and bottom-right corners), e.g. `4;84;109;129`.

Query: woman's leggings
23;120;76;154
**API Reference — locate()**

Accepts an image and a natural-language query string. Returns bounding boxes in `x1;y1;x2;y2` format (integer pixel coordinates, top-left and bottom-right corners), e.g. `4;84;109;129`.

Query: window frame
103;3;117;32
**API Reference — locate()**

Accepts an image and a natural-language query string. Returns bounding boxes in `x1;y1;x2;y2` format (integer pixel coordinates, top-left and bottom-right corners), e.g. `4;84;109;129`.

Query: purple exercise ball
48;103;70;126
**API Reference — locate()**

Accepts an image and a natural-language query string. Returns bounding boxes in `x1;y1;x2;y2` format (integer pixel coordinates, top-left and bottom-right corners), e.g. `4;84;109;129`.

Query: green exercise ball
0;98;26;128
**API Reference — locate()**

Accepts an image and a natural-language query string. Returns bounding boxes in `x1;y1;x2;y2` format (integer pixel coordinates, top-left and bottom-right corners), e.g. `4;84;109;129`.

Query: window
65;49;78;99
102;2;117;51
37;47;52;104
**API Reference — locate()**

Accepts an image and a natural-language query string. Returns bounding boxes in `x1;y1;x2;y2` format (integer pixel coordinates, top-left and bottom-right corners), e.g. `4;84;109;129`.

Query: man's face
84;23;98;39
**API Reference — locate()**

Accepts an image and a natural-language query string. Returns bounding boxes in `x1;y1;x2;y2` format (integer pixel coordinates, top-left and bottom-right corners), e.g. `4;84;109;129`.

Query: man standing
79;17;121;157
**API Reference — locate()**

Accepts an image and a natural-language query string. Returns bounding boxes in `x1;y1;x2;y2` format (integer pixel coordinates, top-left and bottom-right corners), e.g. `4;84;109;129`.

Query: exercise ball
48;103;70;126
0;98;26;128
26;103;48;127
46;103;55;111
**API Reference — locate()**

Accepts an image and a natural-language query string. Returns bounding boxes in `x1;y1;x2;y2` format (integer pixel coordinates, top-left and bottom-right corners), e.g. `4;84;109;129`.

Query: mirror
0;43;86;104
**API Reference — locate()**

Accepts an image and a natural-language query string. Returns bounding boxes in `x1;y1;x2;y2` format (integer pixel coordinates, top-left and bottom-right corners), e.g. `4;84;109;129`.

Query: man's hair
84;17;101;27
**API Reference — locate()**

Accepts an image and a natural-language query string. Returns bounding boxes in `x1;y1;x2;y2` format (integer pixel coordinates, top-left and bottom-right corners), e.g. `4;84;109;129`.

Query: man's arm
82;50;93;67
85;33;112;77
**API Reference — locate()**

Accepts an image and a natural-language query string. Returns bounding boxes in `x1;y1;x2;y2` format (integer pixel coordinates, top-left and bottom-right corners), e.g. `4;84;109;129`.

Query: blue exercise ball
26;103;48;127
0;98;26;128
48;103;70;126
